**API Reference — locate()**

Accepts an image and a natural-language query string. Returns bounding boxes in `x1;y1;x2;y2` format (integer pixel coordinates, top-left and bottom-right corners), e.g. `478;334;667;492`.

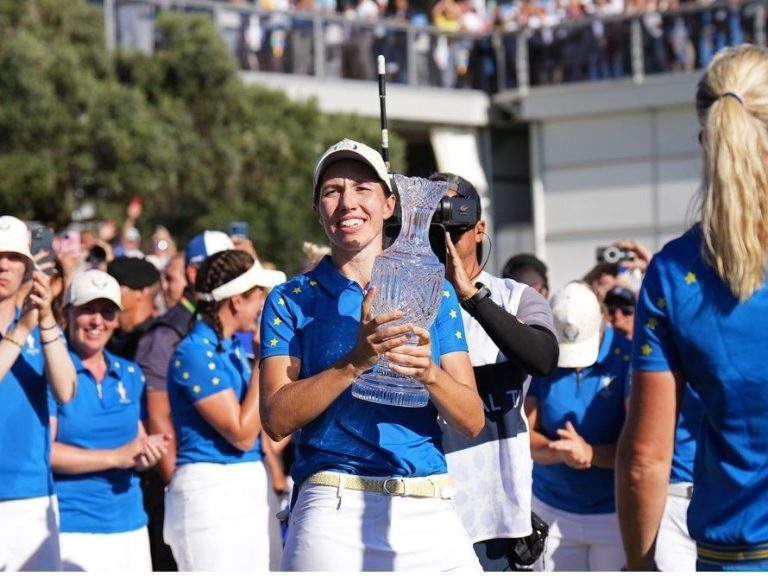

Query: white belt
668;482;693;499
304;471;456;499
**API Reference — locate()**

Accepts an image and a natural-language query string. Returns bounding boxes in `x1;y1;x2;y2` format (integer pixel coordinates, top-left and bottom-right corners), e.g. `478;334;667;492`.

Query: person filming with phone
429;173;560;571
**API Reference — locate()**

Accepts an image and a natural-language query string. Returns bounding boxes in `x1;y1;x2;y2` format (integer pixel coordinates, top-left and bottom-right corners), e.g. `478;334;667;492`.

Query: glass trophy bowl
351;175;449;408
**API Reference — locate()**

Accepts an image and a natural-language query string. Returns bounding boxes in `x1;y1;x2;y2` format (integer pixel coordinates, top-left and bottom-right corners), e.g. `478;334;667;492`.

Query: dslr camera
596;245;636;264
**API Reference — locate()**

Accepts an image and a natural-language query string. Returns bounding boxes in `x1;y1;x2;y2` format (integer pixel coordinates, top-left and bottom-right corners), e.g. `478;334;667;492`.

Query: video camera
596;245;636;264
384;193;480;264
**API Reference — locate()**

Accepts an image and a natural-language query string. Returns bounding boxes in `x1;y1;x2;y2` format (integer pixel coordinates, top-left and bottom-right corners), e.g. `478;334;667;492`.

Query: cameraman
430;173;559;571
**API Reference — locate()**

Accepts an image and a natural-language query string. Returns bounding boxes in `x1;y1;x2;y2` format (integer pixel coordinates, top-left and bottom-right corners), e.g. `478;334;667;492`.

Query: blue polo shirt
48;349;147;533
633;225;768;569
670;384;702;484
0;311;53;499
529;326;631;514
169;321;262;466
260;256;469;485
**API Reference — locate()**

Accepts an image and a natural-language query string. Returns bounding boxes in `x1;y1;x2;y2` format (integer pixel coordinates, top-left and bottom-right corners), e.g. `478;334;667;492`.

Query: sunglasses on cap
607;303;635;316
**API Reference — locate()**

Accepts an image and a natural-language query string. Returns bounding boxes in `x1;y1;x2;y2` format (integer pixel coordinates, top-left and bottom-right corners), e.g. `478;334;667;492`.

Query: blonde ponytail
696;45;768;301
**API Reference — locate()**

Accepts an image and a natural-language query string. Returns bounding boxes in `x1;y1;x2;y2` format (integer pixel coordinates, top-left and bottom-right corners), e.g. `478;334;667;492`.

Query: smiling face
315;160;395;260
67;298;120;358
0;252;27;302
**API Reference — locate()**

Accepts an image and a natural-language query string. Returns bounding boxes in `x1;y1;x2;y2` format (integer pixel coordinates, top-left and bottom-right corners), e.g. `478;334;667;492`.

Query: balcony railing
97;0;766;94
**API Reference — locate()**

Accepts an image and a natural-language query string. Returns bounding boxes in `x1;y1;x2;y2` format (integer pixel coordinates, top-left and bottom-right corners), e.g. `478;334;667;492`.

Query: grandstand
99;0;755;287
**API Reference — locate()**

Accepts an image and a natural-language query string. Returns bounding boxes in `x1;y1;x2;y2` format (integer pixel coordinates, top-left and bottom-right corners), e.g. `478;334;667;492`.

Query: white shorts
60;527;151;572
532;494;625;571
655;485;696;572
282;476;482;572
0;495;61;571
164;460;270;571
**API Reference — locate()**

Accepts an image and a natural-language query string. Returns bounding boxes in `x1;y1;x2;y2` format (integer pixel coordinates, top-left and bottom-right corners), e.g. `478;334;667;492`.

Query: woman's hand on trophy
347;286;413;375
384;326;436;384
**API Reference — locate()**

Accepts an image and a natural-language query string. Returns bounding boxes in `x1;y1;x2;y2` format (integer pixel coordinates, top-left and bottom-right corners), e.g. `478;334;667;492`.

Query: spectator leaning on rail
617;44;768;572
432;172;559;571
259;139;484;571
0;215;77;571
49;269;170;572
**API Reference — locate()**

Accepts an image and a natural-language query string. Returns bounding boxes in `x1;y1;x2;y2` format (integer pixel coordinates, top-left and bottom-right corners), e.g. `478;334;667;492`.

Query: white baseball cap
64;270;123;310
551;281;603;369
0;215;33;263
312;139;391;195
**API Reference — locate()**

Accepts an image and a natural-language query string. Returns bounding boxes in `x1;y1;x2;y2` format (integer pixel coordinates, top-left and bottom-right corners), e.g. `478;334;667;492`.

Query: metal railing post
105;0;116;52
630;16;645;84
313;12;325;78
754;2;766;47
516;30;529;94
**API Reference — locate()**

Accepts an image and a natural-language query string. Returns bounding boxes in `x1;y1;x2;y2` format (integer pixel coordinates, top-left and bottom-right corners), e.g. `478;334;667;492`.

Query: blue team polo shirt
259;256;469;485
48;349;147;533
169;321;262;466
633;225;768;569
529;325;631;515
0;311;53;499
670;384;703;484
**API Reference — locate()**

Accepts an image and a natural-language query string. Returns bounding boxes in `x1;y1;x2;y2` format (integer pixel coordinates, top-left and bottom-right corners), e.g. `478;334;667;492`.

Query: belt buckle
382;477;404;495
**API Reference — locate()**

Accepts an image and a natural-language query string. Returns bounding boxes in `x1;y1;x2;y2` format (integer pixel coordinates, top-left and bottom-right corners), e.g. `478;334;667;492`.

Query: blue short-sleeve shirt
529;326;631;514
169;321;262;466
260;256;469;485
633;225;768;556
0;312;52;499
49;349;147;533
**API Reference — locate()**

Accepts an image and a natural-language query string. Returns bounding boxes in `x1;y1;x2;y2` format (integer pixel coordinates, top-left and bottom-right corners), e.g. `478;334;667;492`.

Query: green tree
0;1;404;274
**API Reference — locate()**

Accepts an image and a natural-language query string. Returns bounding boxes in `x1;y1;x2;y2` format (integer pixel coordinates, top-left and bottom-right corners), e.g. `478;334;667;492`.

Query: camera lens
603;246;623;264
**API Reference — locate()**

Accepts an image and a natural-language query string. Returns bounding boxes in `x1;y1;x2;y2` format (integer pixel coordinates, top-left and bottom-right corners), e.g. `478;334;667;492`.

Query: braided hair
194;250;255;351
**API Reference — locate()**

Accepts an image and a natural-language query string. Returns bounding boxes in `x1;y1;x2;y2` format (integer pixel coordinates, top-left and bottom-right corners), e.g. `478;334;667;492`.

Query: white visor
197;263;287;303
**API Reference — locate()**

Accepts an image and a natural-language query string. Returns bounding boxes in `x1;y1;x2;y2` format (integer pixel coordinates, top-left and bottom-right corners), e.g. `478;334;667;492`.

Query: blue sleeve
528;376;541;399
260;284;301;362
170;344;235;403
434;280;469;357
632;255;683;373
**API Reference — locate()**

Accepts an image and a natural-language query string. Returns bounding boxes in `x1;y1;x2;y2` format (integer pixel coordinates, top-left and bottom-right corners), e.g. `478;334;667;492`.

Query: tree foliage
0;1;404;273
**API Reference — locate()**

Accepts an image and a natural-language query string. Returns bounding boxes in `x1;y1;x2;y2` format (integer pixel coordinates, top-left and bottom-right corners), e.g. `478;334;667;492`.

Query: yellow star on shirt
182;371;190;380
193;385;201;394
685;271;697;285
614;347;621;355
212;377;220;386
641;343;652;356
309;280;317;287
657;297;666;309
174;360;181;368
208;362;216;370
273;317;282;326
647;317;659;330
449;309;457;319
127;366;135;373
270;337;279;347
443;290;450;299
293;286;302;295
278;297;285;306
206;351;214;358
624;354;631;361
454;330;463;340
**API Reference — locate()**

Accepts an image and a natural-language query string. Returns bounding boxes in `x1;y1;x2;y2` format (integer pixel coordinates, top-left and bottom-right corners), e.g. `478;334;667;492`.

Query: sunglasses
607;303;635;316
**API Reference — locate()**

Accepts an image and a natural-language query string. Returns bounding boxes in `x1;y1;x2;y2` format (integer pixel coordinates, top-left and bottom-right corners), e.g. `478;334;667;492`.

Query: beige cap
64;270;123;310
0;216;33;263
551;281;603;369
312;139;391;194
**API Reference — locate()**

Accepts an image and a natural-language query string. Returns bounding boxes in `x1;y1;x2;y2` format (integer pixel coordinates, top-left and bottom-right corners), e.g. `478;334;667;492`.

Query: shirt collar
595;324;615;365
70;348;122;379
309;256;361;298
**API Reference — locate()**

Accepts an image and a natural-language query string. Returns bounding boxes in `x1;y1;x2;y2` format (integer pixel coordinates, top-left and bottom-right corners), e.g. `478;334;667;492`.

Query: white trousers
282;481;482;572
655;489;696;572
60;527;151;572
164;460;270;571
532;495;625;571
0;495;61;571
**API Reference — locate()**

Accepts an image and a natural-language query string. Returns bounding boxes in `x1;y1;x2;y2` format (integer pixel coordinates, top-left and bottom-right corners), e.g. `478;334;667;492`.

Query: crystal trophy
351;175;449;408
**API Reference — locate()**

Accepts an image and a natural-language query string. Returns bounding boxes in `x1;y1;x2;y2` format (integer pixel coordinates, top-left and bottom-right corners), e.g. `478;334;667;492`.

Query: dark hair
502;253;549;292
194;250;255;350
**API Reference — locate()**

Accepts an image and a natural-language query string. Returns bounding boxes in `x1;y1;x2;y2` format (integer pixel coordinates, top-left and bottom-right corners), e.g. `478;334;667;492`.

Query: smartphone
58;229;81;255
30;226;55;273
229;221;249;240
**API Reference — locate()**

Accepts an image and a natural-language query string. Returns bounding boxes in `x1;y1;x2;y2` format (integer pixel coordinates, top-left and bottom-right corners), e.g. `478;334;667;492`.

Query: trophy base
351;371;429;408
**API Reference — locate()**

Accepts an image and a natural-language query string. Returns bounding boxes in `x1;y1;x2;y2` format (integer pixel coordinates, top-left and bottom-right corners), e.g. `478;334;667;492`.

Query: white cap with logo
551;281;603;369
65;270;123;310
313;139;391;194
0;216;33;263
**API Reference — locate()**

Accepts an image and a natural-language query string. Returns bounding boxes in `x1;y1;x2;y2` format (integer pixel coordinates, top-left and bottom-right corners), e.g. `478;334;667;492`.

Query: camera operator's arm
445;235;558;378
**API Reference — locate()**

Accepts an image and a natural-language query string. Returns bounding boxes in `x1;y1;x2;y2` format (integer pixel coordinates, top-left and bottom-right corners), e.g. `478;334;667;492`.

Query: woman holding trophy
259;139;484;571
